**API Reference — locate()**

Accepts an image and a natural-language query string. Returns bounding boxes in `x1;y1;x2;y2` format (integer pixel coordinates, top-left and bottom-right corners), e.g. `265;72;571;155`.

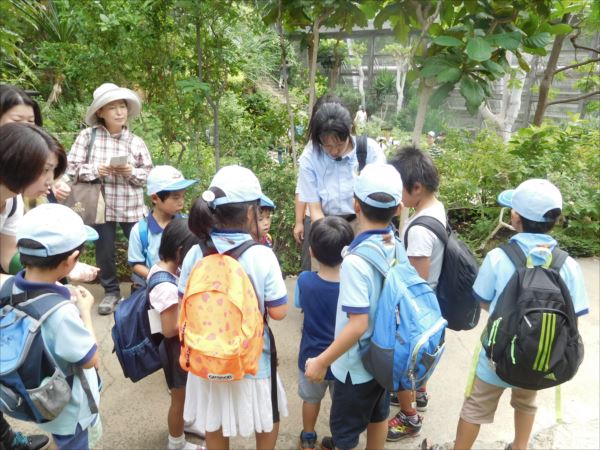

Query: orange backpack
179;240;264;381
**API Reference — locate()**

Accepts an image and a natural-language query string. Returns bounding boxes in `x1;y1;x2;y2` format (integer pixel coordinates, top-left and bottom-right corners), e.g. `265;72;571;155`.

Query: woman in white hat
66;83;153;315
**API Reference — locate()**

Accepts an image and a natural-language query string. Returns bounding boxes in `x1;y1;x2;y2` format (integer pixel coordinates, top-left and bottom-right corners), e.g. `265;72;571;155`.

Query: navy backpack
112;271;177;382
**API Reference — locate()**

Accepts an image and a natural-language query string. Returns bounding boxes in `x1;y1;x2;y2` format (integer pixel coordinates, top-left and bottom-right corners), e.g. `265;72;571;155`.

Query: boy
305;163;403;450
295;216;354;450
10;203;101;450
387;146;445;439
258;197;275;248
451;179;589;450
127;165;197;290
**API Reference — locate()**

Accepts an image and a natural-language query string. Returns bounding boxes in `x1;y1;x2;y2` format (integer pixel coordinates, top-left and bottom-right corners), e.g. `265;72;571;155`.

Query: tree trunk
358;60;366;108
396;59;407;113
277;0;296;168
412;79;433;145
212;100;221;171
532;15;570;126
307;18;323;120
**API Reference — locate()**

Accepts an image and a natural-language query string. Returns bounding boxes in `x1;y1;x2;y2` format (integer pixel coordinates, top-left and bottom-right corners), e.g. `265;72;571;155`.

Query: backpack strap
500;241;527;269
7;197;18;219
404;216;449;249
550;247;568;272
199;238;217;257
225;240;258;260
147;271;177;292
356;135;368;172
0;276;16;307
138;217;149;262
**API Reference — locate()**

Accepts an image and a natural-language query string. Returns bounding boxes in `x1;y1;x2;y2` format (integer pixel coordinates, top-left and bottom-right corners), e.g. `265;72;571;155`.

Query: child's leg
366;419;388;450
302;401;321;433
510;388;537;449
453;418;480;450
255;422;279;450
398;389;417;415
168;387;186;437
205;429;228;450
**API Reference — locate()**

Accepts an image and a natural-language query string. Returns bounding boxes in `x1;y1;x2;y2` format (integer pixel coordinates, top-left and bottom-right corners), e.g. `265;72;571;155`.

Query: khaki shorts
460;376;537;424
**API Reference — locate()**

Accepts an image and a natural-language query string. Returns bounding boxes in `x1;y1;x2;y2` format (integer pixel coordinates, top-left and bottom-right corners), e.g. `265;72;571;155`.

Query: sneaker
390;392;400;406
98;294;121;315
321;436;335;450
299;431;317;450
5;432;49;450
387;411;422;442
416;390;429;412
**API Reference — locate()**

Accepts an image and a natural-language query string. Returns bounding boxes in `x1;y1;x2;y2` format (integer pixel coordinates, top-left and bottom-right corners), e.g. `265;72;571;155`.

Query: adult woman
67;83;152;314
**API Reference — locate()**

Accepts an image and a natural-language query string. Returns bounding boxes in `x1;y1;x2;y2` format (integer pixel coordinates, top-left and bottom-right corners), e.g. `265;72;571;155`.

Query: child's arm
127;223;149;278
267;303;287;321
305;313;368;382
159;304;179;338
408;256;431;280
69;285;99;368
132;263;150;279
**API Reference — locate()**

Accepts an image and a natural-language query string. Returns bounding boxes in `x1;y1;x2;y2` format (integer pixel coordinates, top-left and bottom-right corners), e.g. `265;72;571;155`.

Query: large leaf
429;82;456;108
437;67;462;83
373;3;402;29
524;32;552;49
460;76;485;114
482;59;505;78
420;56;460;78
466;37;492;61
541;23;573;36
433;35;463;47
485;31;522;51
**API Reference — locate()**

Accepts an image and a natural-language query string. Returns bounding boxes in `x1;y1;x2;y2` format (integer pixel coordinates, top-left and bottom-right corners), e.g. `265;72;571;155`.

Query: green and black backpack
481;241;584;390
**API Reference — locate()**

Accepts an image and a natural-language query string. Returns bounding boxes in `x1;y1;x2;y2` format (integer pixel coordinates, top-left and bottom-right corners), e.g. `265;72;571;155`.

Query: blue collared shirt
297;137;386;215
473;233;590;388
128;212;181;268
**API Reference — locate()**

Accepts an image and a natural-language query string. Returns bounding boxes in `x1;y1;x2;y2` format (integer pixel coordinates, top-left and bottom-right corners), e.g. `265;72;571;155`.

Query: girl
67;83;153;315
179;165;288;450
147;218;202;450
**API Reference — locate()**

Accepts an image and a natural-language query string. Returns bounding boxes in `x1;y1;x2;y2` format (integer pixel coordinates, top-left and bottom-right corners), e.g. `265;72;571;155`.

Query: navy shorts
330;374;390;450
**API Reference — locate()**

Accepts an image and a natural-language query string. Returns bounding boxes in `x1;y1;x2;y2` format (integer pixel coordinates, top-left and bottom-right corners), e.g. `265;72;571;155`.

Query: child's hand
112;164;133;177
70;286;95;316
304;357;327;383
68;262;100;282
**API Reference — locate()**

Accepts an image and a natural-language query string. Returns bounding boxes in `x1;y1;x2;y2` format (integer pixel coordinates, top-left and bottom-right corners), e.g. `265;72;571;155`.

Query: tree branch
546;90;600;107
553;57;600;75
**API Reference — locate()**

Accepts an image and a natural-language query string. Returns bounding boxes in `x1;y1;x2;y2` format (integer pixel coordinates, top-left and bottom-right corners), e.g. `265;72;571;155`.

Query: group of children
0;82;589;450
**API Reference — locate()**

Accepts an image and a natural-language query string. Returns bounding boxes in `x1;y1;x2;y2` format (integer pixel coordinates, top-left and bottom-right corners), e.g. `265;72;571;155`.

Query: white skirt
183;373;288;437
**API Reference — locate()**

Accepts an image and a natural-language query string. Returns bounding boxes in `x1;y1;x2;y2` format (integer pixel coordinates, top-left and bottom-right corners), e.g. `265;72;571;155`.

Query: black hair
0;123;67;193
309;216;353;267
18;239;84;270
188;187;259;240
519;208;562;234
310;102;353;154
260;206;274;213
306;93;343;140
355;193;398;224
389;146;439;194
0;84;43;126
155;191;171;202
158;218;199;266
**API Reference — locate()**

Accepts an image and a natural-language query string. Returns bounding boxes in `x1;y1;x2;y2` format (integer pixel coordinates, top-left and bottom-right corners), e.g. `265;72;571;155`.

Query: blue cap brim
84;225;99;242
260;194;275;209
497;189;514;208
161;179;198;192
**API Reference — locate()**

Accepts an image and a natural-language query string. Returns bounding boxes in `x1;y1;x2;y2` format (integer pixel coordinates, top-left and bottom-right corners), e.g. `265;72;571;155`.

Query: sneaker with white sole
98;294;121;315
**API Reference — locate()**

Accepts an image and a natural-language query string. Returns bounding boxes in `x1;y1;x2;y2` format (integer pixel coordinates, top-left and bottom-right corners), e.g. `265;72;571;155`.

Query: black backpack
404;216;480;331
481;242;584;390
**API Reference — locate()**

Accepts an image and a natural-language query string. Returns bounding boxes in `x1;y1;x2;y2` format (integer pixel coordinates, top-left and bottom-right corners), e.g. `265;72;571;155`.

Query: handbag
61;128;106;225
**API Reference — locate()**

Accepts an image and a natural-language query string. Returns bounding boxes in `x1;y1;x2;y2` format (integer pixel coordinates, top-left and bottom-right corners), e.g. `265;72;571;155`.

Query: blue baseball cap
260;196;275;209
17;204;99;257
204;165;271;207
497;179;562;222
354;163;403;208
147;165;198;195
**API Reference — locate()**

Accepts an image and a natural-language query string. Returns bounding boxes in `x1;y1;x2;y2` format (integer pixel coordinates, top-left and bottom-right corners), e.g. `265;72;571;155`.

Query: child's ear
63;250;80;273
151;193;160;204
353;198;361;214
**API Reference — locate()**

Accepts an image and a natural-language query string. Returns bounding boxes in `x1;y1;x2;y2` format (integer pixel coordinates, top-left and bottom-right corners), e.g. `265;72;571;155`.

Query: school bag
404;216;480;331
179;240;266;381
111;270;177;382
481;242;584;390
351;238;447;393
0;277;98;423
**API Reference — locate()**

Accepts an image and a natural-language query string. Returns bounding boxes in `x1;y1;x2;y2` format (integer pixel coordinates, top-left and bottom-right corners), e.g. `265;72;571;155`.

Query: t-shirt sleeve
261;247;288;307
472;251;497;302
127;222;145;265
294;272;306;309
46;304;96;367
339;254;371;314
149;281;179;313
561;257;590;316
405;225;436;258
297;148;320;203
178;244;202;296
0;196;23;236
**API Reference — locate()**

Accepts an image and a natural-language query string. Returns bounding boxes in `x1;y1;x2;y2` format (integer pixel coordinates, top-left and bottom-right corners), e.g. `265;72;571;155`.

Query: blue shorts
330;374;390;450
297;369;335;404
53;423;88;450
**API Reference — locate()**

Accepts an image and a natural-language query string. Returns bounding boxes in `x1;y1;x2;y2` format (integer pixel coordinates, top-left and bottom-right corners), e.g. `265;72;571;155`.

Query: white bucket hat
85;83;142;126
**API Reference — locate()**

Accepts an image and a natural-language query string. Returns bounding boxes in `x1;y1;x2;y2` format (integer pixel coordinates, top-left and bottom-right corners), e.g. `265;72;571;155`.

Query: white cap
204;165;270;207
497;179;562;222
147;165;197;195
354;163;403;208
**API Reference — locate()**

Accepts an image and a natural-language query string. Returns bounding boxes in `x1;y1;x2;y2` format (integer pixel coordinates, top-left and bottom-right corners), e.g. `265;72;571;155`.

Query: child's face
258;208;273;239
23;152;58;198
154;189;186;216
96;100;128;132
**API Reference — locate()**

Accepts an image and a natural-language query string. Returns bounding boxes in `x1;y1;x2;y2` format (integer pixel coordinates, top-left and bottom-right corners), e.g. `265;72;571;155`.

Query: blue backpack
351;238;447;393
0;277;98;423
111;270;177;382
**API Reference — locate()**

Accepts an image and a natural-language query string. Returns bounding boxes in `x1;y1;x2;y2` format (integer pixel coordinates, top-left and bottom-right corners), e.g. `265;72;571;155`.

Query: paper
109;155;128;167
148;309;163;334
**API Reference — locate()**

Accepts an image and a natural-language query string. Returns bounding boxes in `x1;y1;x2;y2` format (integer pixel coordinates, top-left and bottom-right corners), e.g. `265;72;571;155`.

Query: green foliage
395;86;447;133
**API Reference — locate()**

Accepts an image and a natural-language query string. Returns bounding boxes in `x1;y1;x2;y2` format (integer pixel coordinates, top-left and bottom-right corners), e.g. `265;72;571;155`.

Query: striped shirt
66;125;153;222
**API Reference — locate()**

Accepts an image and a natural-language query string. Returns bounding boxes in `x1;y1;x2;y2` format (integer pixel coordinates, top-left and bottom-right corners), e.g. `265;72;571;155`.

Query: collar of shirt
210;229;254;254
348;226;394;251
14;270;70;299
147;211;182;234
510;233;558;266
95;124;131;140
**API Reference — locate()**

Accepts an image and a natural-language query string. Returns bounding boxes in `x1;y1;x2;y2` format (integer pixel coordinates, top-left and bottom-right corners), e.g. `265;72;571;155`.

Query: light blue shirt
297;137;386;216
13;273;99;436
331;227;397;384
178;231;288;378
473;233;589;388
127;212;164;268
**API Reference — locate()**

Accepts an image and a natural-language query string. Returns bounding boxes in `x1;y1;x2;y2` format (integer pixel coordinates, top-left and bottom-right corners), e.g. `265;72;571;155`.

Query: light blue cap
354;163;402;208
206;165;270;207
497;179;562;222
17;204;99;257
147;165;197;195
260;195;275;209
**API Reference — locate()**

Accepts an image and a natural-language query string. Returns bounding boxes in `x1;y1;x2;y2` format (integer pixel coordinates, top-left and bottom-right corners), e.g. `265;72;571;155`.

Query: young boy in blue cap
305;163;404;450
127;165;197;290
7;204;101;450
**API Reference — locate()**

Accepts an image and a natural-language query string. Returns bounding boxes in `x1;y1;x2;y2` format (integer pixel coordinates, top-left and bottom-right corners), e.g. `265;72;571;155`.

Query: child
258;197;275;247
305;163;403;450
66;83;153;315
12;203;101;450
146;218;201;450
443;179;589;450
128;165;197;288
386;146;445;439
179;165;288;450
295;216;354;450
